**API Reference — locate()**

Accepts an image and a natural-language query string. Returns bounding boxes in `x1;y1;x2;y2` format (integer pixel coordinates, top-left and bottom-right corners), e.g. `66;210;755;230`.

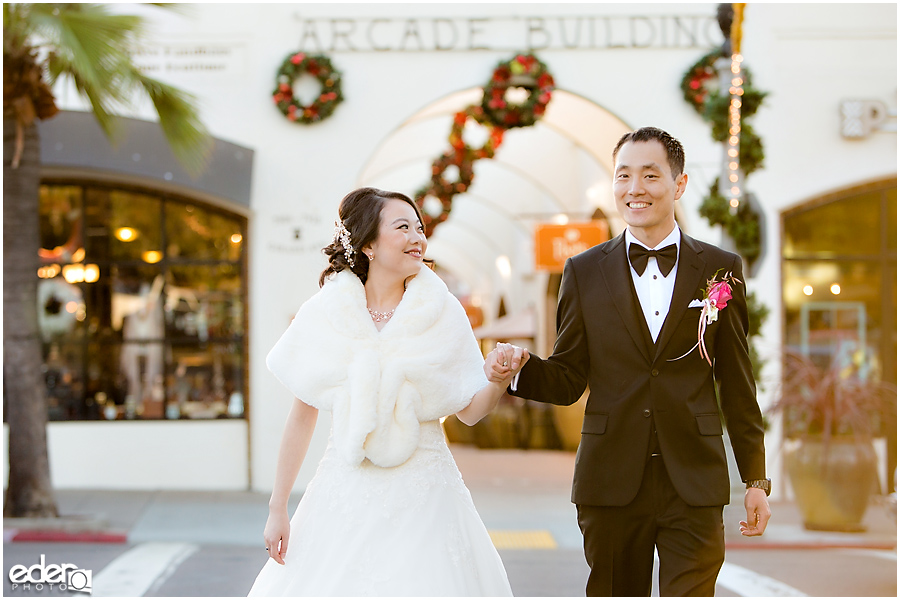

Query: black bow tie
629;243;677;277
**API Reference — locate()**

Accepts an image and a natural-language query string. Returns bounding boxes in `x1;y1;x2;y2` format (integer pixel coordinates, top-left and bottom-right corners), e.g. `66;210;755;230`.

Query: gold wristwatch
746;478;771;496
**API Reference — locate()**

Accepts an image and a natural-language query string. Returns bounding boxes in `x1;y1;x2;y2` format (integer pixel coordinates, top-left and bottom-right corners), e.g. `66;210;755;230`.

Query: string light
726;52;743;214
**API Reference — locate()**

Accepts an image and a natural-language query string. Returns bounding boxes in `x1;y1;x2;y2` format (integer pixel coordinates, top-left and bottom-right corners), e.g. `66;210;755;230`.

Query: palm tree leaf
9;4;211;174
30;4;142;104
132;70;212;176
43;51;121;139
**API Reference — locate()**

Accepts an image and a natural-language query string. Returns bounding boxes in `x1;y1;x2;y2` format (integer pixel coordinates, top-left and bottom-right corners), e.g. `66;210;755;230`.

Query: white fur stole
266;264;488;467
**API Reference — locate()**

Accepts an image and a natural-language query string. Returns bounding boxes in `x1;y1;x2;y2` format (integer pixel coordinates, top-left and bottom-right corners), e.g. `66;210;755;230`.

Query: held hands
263;508;291;565
740;487;771;537
461;342;529;427
484;342;530;385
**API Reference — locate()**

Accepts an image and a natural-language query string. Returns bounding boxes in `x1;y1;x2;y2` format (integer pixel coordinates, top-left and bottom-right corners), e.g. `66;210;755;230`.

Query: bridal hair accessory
333;220;355;267
668;269;741;366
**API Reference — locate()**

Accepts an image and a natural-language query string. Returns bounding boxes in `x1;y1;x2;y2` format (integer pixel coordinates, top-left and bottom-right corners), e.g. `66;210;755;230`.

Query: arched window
37;181;247;421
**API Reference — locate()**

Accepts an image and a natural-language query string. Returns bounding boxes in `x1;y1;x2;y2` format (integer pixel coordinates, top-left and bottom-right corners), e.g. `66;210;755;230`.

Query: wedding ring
502;361;508;367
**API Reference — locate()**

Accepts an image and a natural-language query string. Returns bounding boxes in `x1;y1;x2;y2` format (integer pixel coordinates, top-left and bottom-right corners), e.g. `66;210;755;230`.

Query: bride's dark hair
319;187;425;287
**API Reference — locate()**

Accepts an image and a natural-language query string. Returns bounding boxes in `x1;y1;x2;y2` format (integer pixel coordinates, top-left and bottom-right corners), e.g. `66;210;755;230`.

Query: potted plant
769;348;896;531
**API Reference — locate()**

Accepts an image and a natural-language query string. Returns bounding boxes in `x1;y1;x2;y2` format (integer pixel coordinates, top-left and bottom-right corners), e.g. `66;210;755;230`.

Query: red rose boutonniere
669;269;741;366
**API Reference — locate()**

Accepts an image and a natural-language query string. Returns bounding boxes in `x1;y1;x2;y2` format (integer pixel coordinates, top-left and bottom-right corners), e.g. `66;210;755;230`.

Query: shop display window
783;182;896;376
782;179;896;488
37;182;247;421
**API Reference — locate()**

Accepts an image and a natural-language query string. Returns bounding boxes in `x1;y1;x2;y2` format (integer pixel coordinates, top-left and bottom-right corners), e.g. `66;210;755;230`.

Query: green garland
699;178;761;266
681;49;767;268
683;31;770;402
702;96;766;176
746;290;770;392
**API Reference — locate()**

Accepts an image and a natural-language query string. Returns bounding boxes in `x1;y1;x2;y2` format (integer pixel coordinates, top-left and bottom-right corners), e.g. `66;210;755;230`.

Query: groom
491;127;770;596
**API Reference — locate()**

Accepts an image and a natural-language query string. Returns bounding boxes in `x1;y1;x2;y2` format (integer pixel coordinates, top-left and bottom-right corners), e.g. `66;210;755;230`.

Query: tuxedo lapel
599;234;652;364
654;233;707;362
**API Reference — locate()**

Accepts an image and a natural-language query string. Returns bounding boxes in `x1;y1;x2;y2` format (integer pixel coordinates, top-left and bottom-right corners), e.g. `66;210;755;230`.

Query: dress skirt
248;420;512;597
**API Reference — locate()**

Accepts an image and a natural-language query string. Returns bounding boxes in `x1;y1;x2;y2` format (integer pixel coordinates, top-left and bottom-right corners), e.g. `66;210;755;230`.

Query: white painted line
717;562;807;597
651;549;659;596
841;548;898;562
92;542;198;597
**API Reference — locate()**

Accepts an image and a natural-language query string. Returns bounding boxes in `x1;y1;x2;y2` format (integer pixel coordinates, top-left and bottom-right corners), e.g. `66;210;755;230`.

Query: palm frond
132;69;213;177
7;3;212;176
31;4;142;108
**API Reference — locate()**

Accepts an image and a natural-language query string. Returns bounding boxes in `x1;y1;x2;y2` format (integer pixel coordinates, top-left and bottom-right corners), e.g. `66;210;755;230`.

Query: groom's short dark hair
612;127;685;178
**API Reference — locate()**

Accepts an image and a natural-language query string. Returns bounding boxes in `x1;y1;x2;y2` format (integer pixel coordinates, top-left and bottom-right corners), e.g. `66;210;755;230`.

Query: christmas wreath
680;50;767;175
415;151;476;237
272;52;343;124
415;51;555;237
449;106;505;161
481;53;555;128
415;187;451;238
680;50;720;115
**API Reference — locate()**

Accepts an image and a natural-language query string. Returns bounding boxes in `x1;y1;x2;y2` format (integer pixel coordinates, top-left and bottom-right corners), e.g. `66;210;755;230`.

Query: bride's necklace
367;307;395;323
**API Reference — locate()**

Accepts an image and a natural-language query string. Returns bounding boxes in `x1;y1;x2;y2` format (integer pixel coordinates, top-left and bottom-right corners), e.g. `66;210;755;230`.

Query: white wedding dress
247;420;512;596
250;265;512;596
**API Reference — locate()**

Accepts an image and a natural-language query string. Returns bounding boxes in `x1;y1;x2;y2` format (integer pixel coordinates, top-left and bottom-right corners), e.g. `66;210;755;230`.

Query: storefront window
38;182;247;421
782;178;897;489
783;181;896;371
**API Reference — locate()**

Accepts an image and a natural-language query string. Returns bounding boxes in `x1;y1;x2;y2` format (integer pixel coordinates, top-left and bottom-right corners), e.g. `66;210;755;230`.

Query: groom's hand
740;488;771;536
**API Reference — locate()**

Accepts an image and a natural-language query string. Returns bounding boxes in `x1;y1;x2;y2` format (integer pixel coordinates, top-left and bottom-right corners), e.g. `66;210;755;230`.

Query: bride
248;188;513;596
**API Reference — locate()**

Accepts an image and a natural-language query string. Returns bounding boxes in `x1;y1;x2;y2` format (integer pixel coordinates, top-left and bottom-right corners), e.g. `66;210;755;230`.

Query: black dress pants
576;456;725;597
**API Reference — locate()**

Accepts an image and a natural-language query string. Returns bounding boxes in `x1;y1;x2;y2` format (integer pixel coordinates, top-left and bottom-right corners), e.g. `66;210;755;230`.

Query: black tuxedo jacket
513;231;766;507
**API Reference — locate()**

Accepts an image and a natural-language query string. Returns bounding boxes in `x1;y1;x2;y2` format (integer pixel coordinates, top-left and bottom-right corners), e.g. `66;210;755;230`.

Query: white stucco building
4;3;896;499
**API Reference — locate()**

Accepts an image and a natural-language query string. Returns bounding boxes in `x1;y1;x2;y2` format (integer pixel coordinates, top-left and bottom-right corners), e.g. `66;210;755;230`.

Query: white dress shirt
512;225;682;391
625;225;681;343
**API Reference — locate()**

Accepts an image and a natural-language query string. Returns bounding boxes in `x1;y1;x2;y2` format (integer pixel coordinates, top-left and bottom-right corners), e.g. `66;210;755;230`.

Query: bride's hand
485;343;529;384
484;348;506;383
263;508;291;565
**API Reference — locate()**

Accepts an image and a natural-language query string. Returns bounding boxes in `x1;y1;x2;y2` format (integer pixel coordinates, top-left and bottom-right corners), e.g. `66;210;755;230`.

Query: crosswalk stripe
716;562;807;597
92;542;198;597
841;548;897;562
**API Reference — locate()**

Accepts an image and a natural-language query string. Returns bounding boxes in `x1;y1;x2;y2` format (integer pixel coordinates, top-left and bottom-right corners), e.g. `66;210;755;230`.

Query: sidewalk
4;446;897;551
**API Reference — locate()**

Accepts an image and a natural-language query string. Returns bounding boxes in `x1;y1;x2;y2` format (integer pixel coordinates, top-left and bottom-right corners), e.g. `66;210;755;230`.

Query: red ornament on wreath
481;53;555;128
273;52;344;124
680;50;720;115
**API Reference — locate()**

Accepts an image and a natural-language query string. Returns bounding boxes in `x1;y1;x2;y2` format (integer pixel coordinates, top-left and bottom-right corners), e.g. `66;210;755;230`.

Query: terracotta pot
784;436;879;531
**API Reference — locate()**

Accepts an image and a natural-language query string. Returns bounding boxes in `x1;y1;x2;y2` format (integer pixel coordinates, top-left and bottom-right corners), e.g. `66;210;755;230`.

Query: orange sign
535;222;609;272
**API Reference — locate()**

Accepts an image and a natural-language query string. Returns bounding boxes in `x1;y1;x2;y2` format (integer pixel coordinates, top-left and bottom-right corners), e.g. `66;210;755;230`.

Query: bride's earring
366;252;373;261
